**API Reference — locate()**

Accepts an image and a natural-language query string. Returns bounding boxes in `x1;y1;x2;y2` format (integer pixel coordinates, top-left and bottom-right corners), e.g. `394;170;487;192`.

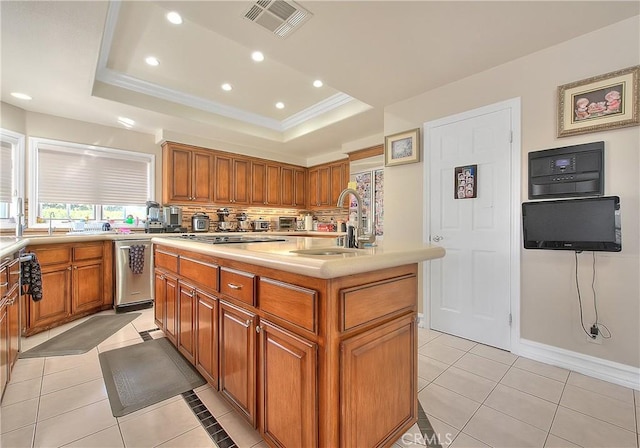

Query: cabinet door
29;264;71;330
164;274;179;346
72;261;103;314
177;283;196;364
317;166;331;207
164;145;192;203
154;270;166;330
265;164;281;206
258;320;317;448
7;287;20;370
280;166;294;207
251;161;267;206
294;168;306;208
214;155;233;203
233;158;251;205
195;289;218;388
330;161;347;206
308;168;319;208
192;151;214;202
219;301;256;426
340;314;416;448
0;306;7;397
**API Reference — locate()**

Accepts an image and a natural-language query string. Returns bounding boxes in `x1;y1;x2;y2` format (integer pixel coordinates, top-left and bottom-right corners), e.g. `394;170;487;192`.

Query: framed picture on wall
454;165;477;199
557;65;639;137
384;128;420;166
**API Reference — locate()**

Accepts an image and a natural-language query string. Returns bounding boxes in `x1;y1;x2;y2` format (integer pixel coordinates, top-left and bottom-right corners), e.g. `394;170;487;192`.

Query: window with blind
29;138;154;227
0;129;25;224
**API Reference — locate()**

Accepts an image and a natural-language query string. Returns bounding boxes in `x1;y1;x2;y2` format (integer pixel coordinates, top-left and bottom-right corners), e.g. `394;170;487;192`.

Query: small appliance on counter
252;217;270;232
236;213;252;232
163;206;187;232
216;208;235;231
191;212;210;232
145;201;164;233
278;216;296;231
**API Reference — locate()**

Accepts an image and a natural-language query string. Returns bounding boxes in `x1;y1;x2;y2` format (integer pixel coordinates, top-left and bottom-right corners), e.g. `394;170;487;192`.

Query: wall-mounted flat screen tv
522;196;621;252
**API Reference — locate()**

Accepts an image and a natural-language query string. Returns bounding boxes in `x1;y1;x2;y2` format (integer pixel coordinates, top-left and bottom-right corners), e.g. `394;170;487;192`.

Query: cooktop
177;234;287;244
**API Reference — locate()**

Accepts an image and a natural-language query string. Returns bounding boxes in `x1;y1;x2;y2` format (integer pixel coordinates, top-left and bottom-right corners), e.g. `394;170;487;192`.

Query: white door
424;101;518;350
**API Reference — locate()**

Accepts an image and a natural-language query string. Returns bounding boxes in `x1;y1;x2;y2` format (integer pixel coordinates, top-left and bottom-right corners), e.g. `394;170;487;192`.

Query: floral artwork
385;128;420;166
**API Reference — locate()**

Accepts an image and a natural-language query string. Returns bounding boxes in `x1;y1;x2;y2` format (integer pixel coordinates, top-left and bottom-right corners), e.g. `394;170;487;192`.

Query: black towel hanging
129;245;145;275
21;253;43;302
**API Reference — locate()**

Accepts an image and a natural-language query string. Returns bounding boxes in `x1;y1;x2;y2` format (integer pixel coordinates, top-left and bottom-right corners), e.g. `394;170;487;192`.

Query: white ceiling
1;1;638;162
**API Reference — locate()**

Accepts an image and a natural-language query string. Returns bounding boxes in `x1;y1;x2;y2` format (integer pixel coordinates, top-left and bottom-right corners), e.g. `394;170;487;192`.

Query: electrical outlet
586;332;602;345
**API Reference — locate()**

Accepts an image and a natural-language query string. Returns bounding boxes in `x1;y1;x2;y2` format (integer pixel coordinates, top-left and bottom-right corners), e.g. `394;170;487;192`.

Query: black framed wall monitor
528;141;604;199
522;196;621;252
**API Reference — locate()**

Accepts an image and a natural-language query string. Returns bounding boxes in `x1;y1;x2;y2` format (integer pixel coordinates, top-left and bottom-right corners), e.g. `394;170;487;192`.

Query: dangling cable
591;252;612;339
575;251;592;338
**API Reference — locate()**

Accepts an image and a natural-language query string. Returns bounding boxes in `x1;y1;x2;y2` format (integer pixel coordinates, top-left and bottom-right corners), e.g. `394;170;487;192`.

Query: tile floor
1;309;638;448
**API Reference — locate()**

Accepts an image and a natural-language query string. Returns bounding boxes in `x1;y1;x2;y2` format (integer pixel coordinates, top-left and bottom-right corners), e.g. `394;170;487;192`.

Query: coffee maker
145;201;164;233
163;206;187;232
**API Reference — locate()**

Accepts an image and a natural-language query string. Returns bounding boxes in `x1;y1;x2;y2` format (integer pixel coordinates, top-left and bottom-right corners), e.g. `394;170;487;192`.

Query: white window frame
28;137;155;228
0;129;25;229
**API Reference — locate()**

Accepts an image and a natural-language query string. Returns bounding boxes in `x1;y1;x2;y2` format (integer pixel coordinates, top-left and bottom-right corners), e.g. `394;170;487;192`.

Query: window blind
0;140;13;202
37;143;151;205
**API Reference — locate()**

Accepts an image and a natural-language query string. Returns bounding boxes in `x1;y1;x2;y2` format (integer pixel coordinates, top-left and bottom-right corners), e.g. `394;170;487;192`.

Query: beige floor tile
131;312;159;333
550;406;637;448
417;354;448;382
43;348;99;375
425;413;459;446
400;422;427;446
8;358;45;384
544;434;581;448
97;338;143;353
418;383;480;430
38;378;107;422
119;398;200;447
156;426;217;447
417;376;429;392
464;405;547;448
450;432;491;448
1;377;42;406
96;323;142;349
150;330;167;339
500;367;565;404
195;387;234;418
469;344;517;365
560;384;636;432
62;424;124;447
418;328;441;347
513;358;570;383
453;352;510;382
1;397;39;434
21;332;51;351
32;399;117;447
217;411;263;448
250;442;269;448
1;424;35;448
634;388;639;404
116;395;183;424
431;333;477;352
40;360;103;395
419;342;466;366
636;406;639;433
566;372;635;404
434;366;496;403
484;384;557;431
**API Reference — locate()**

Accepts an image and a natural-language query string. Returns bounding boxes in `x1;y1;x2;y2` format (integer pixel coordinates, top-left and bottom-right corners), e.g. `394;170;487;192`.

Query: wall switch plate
586;333;603;345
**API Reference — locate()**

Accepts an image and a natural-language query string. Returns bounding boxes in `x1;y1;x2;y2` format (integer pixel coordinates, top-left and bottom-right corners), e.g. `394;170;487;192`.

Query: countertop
1;231;446;279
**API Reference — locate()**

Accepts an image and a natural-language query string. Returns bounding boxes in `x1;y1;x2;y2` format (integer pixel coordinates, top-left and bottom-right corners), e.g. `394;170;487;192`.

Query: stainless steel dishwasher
114;239;154;312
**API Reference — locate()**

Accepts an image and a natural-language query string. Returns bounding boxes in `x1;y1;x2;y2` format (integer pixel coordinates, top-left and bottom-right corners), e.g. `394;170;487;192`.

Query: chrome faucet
336;188;375;248
48;212;55;235
15;197;24;237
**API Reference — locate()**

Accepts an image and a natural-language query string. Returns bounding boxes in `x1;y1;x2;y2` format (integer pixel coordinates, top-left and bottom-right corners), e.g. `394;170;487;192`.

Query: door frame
422;97;522;353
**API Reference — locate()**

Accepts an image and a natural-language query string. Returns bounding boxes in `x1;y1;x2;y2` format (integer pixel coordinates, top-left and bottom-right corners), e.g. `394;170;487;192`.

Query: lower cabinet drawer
220;267;255;306
32;246;71;265
179;256;219;292
258;278;317;333
73;243;104;261
155;248;179;272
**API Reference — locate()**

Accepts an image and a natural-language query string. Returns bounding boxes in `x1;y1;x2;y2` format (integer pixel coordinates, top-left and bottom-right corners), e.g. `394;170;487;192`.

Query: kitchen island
151;235;445;448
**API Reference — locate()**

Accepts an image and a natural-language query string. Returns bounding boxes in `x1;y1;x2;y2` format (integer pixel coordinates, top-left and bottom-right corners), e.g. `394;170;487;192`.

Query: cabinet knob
67;266;72;271
245;319;252;327
227;283;242;290
255;325;261;333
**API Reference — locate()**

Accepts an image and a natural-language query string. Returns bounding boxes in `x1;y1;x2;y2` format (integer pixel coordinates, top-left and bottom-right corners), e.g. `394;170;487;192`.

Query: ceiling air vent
243;0;312;38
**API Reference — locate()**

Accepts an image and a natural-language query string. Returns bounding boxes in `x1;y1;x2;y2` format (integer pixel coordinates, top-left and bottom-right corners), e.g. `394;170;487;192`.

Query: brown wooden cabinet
219;300;256;426
178;282;196;364
0;303;7;399
214;154;251;205
24;242;112;336
281;166;306;208
251;161;281;206
1;254;20;398
162;142;214;204
258;319;317;448
195;289;218;388
308;159;349;208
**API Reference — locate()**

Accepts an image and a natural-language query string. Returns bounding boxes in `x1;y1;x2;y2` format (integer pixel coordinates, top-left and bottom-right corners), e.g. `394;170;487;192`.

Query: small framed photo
557;65;639;137
384;128;420;166
454;165;477;199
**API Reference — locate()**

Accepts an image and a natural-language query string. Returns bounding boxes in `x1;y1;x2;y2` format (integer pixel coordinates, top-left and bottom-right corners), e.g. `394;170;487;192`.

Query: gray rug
99;337;206;417
20;313;141;358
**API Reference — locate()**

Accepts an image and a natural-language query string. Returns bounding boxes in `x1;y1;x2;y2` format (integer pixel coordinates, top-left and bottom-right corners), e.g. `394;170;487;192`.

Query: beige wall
384;16;640;367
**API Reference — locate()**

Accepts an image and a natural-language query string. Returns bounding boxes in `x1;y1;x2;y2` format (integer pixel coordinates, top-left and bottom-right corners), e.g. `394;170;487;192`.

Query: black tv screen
522;196;621;252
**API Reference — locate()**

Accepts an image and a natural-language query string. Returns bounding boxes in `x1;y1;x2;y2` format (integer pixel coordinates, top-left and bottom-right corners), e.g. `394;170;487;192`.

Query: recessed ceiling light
117;117;135;128
251;51;264;62
166;11;182;25
313;80;323;88
11;92;32;100
145;56;160;66
275;102;285;109
221;83;232;91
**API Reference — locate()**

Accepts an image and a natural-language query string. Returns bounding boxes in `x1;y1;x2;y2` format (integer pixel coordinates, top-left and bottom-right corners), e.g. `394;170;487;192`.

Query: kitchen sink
289;248;364;256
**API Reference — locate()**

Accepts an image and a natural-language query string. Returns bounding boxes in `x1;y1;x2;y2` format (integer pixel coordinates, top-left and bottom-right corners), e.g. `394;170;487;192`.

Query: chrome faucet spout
48;212;55;235
337;188;375;248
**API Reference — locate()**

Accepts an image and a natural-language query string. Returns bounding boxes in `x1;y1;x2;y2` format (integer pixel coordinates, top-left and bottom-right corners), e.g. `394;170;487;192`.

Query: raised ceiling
1;1;638;163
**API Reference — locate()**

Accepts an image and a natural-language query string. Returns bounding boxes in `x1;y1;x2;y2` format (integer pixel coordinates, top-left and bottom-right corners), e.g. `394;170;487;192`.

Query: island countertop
152;235;445;279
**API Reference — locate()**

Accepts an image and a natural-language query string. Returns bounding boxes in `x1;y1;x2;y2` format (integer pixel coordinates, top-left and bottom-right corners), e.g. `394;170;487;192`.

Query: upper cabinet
281;166;306;208
251;161;282;207
214;154;251;205
308;160;349;209
162;142;214;204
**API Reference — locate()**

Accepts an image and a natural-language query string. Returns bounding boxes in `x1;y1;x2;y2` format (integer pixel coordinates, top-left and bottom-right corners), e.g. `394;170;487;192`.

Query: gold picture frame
384;128;420;166
557;65;639;138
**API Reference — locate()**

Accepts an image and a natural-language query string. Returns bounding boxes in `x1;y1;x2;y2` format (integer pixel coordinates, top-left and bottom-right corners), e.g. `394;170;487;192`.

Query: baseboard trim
517;338;640;391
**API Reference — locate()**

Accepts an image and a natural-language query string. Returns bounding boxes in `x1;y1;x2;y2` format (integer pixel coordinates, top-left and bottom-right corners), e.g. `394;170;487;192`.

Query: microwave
278;217;296;231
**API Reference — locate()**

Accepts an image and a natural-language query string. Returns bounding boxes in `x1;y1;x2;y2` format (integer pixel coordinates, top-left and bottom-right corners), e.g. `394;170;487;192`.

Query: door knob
432;235;444;242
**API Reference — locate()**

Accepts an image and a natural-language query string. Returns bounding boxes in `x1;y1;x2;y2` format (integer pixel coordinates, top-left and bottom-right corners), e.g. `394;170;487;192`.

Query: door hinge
508;313;512;326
